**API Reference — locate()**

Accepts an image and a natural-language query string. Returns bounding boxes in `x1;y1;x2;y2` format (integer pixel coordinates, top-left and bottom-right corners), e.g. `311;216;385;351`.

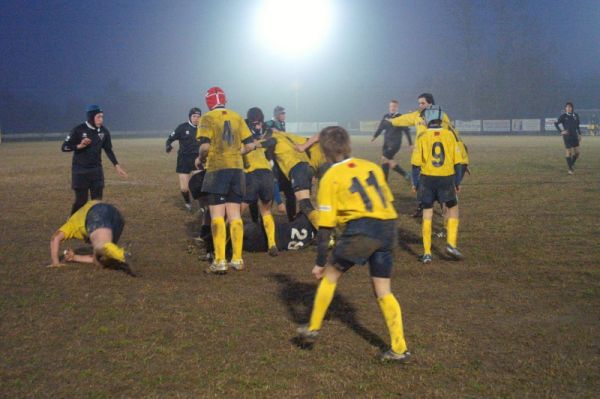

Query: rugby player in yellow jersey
48;200;136;276
242;107;279;257
411;107;465;264
262;129;319;228
296;126;411;363
196;87;260;274
289;131;331;178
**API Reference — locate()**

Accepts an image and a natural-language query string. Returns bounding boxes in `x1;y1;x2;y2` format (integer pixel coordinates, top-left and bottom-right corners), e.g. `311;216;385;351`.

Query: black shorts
418;175;457;209
331;218;396;278
176;153;199;174
244;169;275;203
382;135;402;159
201;168;244;202
563;135;580;149
85;203;125;243
72;167;104;190
289;162;313;192
188;170;208;200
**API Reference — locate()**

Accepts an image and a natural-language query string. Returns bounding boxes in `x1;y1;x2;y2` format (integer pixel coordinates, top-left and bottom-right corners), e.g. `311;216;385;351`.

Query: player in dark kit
166;107;202;211
62;105;127;215
555;102;582;175
371;100;412;181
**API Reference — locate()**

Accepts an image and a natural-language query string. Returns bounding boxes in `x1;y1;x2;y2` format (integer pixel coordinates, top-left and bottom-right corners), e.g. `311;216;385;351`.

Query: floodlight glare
255;0;333;57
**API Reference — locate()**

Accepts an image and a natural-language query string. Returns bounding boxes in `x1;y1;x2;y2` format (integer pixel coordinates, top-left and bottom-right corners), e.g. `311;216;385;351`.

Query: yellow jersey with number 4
197;108;252;171
412;127;463;177
317;158;397;228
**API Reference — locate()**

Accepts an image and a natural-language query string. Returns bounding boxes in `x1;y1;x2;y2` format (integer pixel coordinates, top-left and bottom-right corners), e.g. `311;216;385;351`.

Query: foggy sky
1;0;599;132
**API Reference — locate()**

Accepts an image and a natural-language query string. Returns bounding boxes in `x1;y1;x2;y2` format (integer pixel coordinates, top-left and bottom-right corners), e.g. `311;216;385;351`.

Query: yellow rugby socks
211;217;226;262
447;218;459;248
262;214;276;249
378;293;408;354
229;218;244;262
308;276;337;331
422;219;432;255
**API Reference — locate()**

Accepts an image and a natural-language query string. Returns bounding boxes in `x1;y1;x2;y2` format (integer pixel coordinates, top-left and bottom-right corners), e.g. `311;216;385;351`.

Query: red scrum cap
205;87;227;110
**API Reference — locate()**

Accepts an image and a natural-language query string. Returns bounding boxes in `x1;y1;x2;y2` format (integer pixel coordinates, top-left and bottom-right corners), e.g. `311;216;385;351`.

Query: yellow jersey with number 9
197;108;252;171
412;127;463;177
317;158;397;228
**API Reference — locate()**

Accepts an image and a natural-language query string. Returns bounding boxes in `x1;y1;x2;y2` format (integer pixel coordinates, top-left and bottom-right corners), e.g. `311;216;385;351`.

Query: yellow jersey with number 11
317;158;397;228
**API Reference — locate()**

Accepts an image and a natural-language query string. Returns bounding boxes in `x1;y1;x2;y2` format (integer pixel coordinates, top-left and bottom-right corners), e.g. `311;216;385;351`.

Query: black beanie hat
86;104;103;125
189;107;202;119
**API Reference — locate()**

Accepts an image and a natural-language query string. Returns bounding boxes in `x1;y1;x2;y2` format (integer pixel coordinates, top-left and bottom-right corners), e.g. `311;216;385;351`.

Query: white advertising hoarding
544;118;558;131
455;120;481;132
359;120;380;132
317;122;338;130
511;119;540;132
298;122;318;132
482;120;511;132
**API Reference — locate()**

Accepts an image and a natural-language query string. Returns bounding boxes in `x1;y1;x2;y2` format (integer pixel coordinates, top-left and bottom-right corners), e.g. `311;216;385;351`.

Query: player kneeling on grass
297;126;411;363
196;87;259;274
411;107;465;264
48;201;135;276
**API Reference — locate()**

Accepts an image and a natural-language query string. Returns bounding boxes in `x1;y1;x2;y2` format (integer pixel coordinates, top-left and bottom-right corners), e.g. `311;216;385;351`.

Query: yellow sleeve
284;132;308;144
316;173;338;228
58;219;76;240
238;115;252;142
390;110;419;127
197;114;213;140
411;134;424;167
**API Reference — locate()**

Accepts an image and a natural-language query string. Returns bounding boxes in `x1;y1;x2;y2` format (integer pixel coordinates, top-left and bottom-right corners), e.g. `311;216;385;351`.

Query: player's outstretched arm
295;133;320;152
48;230;66;267
389;111;419;127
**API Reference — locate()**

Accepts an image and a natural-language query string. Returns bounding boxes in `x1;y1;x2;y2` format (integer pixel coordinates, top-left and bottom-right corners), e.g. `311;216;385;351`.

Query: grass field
1;136;599;398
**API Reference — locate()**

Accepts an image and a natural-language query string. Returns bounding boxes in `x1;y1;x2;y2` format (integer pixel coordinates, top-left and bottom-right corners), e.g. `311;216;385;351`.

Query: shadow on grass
269;273;387;351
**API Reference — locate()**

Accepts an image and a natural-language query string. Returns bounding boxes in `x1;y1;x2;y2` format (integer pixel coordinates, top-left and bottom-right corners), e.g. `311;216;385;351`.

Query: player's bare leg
178;173;193;211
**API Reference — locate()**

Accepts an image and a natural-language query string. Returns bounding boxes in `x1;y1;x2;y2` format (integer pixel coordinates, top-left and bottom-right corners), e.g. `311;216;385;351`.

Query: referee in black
166;107;202;211
62;105;127;214
371;99;412;181
555;102;582;175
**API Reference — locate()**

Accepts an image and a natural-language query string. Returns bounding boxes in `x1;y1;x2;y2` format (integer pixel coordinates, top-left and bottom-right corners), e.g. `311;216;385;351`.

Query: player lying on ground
371;99;412;181
62;105;127;215
48;200;136;276
411;106;465;264
555;102;582;175
262;129;320;228
242;107;279;256
166;107;202;211
189;169;316;257
297;126;411;363
195;87;260;274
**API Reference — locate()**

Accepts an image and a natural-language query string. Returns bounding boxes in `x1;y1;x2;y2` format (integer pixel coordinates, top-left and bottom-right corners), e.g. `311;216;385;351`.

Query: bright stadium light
255;0;333;57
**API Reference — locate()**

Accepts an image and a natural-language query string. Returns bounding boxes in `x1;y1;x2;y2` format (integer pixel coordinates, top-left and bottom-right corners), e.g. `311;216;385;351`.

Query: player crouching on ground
411;107;465;264
297;126;411;363
48;201;136;276
196;87;259;274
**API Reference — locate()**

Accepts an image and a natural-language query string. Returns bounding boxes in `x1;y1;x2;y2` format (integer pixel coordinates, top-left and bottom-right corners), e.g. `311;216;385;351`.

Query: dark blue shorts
382;135;402;159
289;162;313;192
244;169;275;203
85;203;125;243
332;218;396;278
418;175;457;209
202;169;245;204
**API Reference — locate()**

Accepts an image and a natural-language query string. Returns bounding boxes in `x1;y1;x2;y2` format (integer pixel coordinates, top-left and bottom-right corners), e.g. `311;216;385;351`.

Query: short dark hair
418;93;435;105
565;102;574;108
319;126;351;162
